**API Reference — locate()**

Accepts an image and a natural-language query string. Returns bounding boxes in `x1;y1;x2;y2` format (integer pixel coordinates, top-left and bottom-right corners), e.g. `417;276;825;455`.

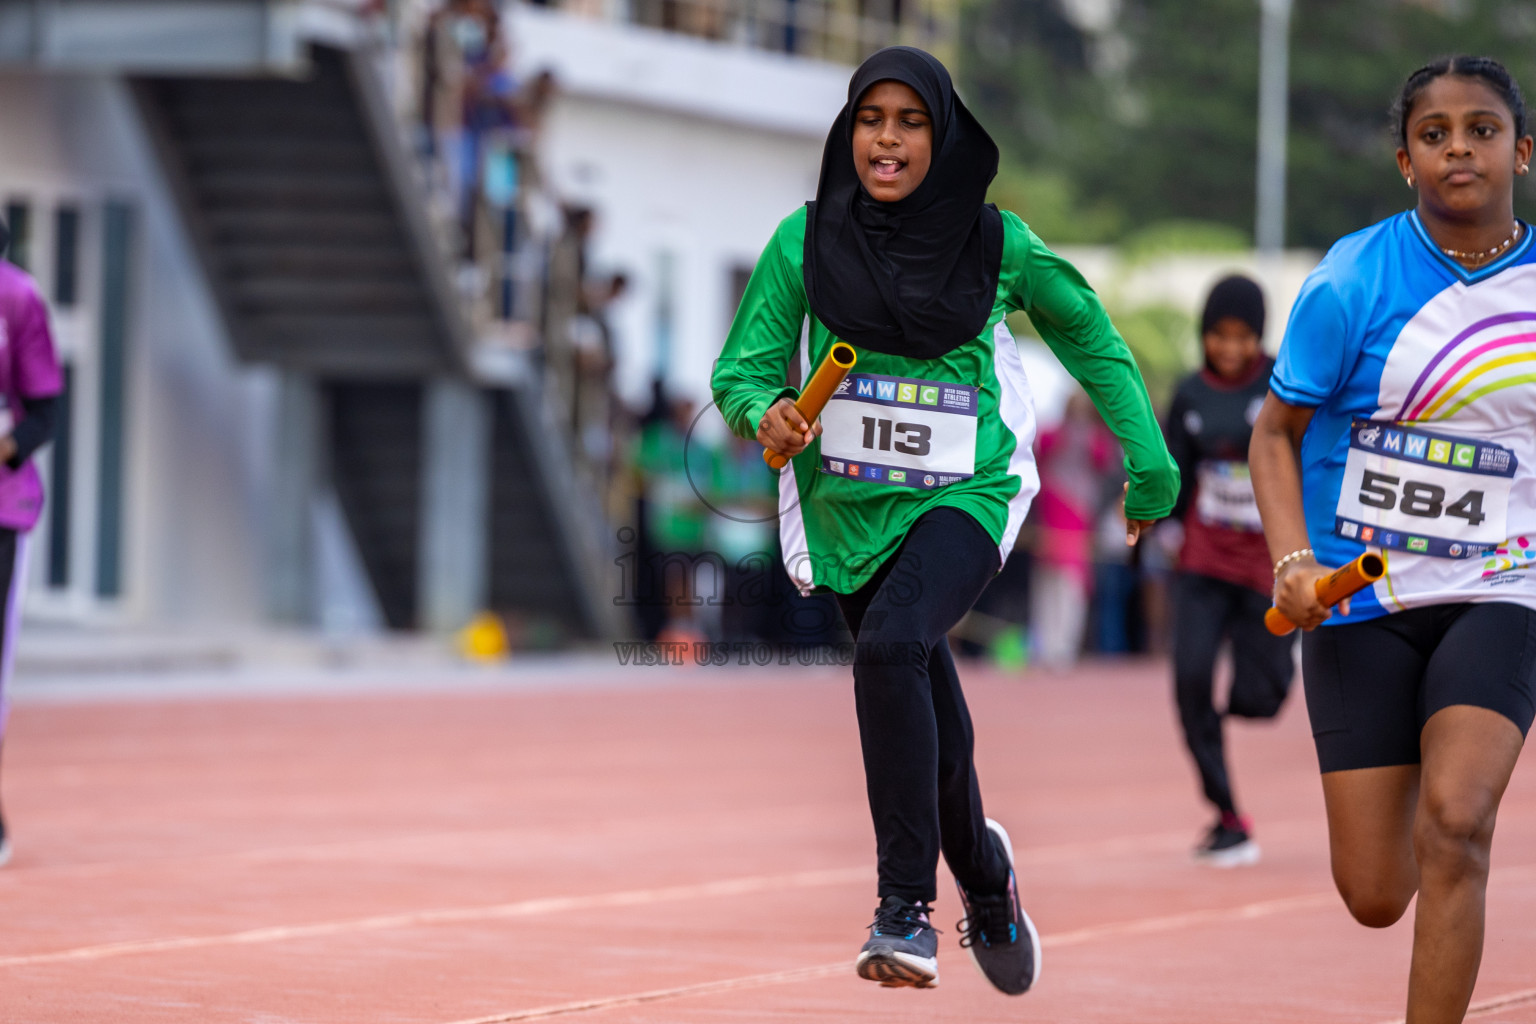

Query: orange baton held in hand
1264;552;1387;636
763;342;858;470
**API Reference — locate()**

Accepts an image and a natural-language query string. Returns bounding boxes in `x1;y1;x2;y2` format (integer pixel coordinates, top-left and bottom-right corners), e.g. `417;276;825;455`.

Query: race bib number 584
1334;420;1517;558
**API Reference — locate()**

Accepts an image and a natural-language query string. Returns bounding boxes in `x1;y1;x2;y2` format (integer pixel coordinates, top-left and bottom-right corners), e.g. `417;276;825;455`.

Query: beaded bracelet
1272;547;1315;580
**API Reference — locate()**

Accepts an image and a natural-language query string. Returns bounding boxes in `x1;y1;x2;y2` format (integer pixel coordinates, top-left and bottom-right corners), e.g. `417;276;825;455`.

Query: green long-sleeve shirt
712;206;1178;594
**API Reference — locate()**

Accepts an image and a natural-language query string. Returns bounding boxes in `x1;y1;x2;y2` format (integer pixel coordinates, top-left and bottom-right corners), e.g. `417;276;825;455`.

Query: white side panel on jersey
798;317;811;382
777;450;814;595
776;318;815;595
992;320;1041;563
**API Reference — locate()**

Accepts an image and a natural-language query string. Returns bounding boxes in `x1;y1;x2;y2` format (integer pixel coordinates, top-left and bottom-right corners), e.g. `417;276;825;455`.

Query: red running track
2;657;1535;1023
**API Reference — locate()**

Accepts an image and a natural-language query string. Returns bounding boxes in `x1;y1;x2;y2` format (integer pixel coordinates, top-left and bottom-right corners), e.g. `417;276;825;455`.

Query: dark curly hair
1392;55;1528;147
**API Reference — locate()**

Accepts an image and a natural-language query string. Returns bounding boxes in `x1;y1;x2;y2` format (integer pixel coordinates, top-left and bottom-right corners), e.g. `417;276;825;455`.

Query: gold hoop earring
1520;163;1530;175
1406;176;1416;188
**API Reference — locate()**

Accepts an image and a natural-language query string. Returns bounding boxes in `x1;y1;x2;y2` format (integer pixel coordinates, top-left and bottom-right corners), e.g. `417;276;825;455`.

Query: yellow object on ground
458;612;511;662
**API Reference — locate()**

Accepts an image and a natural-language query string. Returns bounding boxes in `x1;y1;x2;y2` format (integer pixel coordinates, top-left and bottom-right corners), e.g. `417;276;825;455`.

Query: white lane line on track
0;824;1318;967
0;867;869;968
436;890;1359;1023
1466;986;1536;1019
1042;891;1338;948
1371;984;1536;1024
0;817;1315;882
442;964;851;1024
0;806;854;880
1335;865;1536;1024
445;865;1536;1024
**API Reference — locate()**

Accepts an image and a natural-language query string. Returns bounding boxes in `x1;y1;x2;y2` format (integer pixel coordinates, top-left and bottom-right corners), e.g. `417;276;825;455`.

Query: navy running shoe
856;894;940;988
956;818;1041;996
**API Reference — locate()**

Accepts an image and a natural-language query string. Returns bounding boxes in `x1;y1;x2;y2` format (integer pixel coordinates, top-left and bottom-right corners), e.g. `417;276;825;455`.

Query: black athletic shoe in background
856;894;940;988
1194;812;1260;867
956;818;1041;995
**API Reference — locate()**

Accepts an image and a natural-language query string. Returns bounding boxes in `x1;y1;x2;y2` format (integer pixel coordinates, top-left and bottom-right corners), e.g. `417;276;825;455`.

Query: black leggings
1172;572;1296;816
835;506;1010;905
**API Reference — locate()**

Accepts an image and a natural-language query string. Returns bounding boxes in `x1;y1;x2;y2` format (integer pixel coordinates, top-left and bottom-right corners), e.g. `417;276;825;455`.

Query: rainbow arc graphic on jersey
1394;311;1536;422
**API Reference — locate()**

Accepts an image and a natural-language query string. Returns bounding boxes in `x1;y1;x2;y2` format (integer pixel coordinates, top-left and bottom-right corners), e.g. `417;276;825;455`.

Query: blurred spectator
1030;391;1116;669
573;271;627;478
1088;455;1137;654
707;434;778;642
421;0;519;259
543;205;595;430
649;0;726;39
510;69;558;186
633;393;714;644
562;0;611;19
487;69;560;328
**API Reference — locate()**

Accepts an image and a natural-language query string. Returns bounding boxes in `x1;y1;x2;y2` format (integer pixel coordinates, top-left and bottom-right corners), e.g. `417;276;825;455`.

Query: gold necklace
1441;222;1522;267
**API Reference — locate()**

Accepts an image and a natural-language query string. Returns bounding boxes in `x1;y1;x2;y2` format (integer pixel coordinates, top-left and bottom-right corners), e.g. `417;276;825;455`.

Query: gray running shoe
956;818;1041;996
856;894;940;988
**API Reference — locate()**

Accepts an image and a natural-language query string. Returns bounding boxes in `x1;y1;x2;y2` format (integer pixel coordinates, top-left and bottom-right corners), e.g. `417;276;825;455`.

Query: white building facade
511;5;848;413
0;70;279;629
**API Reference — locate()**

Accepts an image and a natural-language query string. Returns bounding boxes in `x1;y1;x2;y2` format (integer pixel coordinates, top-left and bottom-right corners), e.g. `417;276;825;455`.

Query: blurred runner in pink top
0;216;65;868
1030;392;1116;668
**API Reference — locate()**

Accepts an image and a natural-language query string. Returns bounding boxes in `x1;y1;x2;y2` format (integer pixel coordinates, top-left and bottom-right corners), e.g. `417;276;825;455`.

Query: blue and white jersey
1273;210;1536;623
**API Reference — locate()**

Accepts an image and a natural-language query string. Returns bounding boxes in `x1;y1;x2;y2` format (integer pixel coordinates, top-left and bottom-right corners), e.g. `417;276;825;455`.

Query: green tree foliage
969;0;1126;243
1288;0;1536;246
965;0;1536;249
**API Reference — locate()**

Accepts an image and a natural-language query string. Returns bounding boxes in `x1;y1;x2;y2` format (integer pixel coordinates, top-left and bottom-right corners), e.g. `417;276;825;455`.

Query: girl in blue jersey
1251;57;1535;1024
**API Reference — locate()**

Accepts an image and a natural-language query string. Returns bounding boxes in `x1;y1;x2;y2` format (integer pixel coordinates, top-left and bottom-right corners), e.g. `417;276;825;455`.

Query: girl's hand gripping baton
763;342;858;470
1264;552;1386;636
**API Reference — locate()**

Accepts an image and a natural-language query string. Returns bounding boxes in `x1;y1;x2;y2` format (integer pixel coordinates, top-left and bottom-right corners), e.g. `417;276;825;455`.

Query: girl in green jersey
712;46;1178;994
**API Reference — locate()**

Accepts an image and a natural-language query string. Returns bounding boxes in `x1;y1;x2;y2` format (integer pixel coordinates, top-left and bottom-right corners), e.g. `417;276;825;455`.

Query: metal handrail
611;0;949;62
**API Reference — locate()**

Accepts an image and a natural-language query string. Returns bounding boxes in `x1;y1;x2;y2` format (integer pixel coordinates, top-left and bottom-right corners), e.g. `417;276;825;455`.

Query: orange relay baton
1264;551;1387;636
763;342;858;470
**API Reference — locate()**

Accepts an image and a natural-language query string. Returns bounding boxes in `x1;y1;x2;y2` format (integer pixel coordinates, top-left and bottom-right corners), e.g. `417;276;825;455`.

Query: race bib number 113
819;373;979;489
1334;420;1516;559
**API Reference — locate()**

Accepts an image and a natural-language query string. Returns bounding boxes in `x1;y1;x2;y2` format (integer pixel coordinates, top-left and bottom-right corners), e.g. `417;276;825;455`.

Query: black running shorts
1300;601;1536;773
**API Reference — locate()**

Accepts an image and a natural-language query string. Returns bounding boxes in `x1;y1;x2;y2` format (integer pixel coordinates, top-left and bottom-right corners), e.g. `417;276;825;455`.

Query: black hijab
803;46;1003;359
